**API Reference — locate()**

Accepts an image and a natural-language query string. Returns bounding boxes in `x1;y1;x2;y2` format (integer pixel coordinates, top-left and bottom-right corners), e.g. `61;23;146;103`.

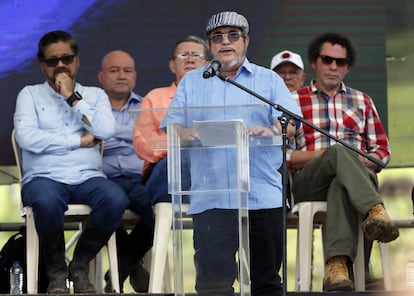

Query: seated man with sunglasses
14;30;129;293
287;32;399;291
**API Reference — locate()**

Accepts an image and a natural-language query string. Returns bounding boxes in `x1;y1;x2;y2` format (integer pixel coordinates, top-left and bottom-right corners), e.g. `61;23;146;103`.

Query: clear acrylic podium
133;104;281;296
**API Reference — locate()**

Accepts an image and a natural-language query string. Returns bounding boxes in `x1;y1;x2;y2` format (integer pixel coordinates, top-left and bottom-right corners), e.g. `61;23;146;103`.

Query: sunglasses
43;55;76;67
319;55;349;67
210;32;242;44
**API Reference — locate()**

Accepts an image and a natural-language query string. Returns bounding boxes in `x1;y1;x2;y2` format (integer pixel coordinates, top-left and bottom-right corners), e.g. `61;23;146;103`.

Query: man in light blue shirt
14;30;129;294
98;50;153;293
161;11;302;296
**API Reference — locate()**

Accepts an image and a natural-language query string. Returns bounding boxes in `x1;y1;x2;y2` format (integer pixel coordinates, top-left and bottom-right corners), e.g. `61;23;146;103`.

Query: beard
221;58;240;70
218;46;247;72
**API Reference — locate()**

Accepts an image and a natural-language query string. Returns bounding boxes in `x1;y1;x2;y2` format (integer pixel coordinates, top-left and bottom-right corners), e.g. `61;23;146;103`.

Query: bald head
98;50;137;108
101;50;135;69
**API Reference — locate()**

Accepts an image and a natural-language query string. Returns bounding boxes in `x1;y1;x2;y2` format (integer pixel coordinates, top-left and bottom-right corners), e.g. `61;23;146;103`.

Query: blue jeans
109;173;153;228
21;177;129;233
193;208;283;296
145;157;190;204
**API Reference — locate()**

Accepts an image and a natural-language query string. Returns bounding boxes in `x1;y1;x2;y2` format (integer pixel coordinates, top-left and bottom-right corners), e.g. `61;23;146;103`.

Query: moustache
54;67;70;75
218;46;236;53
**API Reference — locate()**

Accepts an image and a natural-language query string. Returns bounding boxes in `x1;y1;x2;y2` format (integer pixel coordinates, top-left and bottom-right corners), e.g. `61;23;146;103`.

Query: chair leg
164;253;172;292
353;216;365;291
379;242;392;290
26;207;39;294
295;202;327;291
145;249;172;292
107;232;120;293
148;202;172;293
296;205;314;291
89;252;103;293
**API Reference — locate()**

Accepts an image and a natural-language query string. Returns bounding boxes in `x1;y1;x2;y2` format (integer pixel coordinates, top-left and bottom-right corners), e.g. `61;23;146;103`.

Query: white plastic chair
147;201;248;293
375;219;413;290
147;202;179;293
11;129;121;294
291;200;391;291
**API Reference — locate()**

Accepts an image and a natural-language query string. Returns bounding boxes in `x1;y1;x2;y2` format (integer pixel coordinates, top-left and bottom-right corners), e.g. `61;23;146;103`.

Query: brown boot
362;204;399;242
323;256;355;291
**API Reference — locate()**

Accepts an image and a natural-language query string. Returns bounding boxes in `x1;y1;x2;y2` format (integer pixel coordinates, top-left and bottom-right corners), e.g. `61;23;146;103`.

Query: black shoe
104;270;112;293
69;261;96;293
47;276;70;294
129;262;149;292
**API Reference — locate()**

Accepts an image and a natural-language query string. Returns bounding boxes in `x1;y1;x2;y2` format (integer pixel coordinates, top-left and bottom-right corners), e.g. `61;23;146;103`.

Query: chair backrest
11;129;23;181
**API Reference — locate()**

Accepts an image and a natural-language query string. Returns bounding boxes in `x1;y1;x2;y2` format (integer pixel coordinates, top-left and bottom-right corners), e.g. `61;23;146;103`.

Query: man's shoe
47;276;70;294
362;203;399;243
129;262;149;292
323;256;355;291
104;270;114;293
68;261;96;293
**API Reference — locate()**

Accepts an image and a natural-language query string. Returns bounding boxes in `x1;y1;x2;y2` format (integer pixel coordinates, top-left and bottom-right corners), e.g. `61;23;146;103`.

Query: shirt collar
238;57;253;75
128;91;143;103
118;91;143;111
310;80;346;95
110;91;143;112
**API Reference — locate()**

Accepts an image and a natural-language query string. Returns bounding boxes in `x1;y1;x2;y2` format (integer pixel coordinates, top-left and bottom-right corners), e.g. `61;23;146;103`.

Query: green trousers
291;144;382;262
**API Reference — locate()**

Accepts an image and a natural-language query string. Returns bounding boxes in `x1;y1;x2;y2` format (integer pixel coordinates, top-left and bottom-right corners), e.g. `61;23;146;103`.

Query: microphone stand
213;69;385;296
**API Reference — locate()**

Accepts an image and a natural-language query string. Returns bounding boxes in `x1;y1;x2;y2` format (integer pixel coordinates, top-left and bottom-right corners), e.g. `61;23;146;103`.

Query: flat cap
205;11;249;36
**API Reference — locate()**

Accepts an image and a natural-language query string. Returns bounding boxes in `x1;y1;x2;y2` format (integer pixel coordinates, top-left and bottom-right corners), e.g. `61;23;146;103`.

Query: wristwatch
66;91;82;107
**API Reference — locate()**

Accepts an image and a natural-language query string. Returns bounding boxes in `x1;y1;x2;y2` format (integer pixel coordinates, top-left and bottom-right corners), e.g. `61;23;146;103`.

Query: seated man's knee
104;184;129;210
22;178;67;211
326;144;354;159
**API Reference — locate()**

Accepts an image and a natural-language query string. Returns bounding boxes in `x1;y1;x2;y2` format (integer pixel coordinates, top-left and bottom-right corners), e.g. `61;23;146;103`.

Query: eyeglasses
319;55;349;67
174;53;206;61
210;32;243;44
43;55;76;67
276;70;302;77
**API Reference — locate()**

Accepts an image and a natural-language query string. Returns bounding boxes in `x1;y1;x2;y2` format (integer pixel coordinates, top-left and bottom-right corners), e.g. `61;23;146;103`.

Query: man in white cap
161;10;302;296
270;50;306;92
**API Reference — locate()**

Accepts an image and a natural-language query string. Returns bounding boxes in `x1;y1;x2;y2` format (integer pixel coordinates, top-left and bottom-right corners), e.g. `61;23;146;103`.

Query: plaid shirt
287;80;390;170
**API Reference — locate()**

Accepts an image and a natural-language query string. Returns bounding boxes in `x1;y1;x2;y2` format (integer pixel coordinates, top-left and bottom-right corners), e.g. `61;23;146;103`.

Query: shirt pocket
342;107;364;134
37;103;65;130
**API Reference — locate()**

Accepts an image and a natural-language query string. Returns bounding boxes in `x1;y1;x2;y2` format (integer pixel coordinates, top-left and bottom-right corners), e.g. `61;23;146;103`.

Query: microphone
203;60;221;78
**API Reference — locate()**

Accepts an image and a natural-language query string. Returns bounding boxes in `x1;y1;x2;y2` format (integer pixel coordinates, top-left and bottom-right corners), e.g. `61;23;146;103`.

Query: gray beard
220;54;246;72
221;58;239;70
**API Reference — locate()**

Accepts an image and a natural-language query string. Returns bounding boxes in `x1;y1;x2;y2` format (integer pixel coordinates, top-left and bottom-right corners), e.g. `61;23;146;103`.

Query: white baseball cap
270;50;304;70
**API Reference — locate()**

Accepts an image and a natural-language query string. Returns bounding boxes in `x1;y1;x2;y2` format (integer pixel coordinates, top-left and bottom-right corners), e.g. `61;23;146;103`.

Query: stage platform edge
12;291;413;296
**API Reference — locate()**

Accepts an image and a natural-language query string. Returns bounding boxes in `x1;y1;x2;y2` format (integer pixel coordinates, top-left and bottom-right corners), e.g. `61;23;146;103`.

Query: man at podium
161;11;302;296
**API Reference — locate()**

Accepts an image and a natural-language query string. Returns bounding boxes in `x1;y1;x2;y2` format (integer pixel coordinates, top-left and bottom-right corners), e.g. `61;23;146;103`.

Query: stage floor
14;292;413;296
